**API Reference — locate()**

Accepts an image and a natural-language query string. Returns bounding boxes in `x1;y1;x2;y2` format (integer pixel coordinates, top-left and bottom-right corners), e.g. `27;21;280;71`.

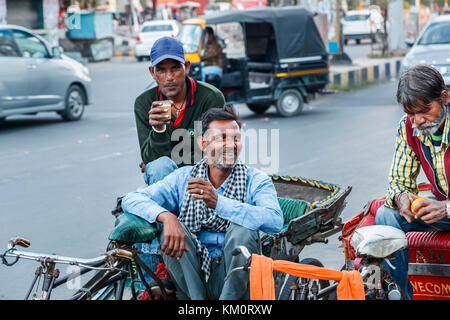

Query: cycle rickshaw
1;175;351;300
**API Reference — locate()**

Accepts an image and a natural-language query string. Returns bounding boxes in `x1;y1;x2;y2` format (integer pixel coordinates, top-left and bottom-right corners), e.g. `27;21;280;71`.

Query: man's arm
214;173;284;234
385;117;420;209
121;169;182;223
134;97;172;164
122;167;191;259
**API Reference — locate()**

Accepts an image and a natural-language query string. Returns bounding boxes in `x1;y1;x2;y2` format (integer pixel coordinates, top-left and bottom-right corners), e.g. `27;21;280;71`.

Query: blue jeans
201;65;222;82
135;156;178;282
375;205;450;300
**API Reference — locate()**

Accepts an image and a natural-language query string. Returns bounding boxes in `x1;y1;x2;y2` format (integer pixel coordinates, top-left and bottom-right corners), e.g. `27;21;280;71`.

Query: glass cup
160;100;172;119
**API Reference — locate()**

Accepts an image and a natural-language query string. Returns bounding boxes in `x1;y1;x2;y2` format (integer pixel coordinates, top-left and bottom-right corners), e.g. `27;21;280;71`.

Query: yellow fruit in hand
410;197;426;215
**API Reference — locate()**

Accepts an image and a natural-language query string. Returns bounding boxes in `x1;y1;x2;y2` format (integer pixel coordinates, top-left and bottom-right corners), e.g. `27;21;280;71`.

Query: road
343;38;375;61
0;57;406;299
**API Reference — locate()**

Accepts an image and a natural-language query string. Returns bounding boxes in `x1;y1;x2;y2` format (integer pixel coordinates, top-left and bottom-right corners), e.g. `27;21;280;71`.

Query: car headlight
81;65;90;76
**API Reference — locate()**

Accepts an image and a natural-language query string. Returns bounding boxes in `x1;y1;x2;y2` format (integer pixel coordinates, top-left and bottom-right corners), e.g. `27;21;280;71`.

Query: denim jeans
375;205;450;300
135;156;178;282
161;222;259;300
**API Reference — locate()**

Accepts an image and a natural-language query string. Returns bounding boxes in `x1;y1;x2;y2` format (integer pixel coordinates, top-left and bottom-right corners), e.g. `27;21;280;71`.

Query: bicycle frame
1;236;173;300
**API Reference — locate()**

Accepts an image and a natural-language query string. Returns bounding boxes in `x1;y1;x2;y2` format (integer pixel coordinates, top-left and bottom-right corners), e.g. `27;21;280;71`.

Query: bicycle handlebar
2;236;133;269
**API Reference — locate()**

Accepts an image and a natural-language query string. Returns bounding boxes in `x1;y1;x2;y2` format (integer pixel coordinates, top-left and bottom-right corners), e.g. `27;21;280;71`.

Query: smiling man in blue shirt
122;106;283;300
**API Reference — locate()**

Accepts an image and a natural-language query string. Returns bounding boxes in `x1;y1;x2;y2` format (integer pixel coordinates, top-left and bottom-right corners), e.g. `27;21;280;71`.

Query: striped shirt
386;112;450;208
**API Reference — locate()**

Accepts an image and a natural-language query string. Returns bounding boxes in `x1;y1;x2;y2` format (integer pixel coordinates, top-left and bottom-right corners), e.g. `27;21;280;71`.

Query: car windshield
418;22;450;45
177;24;202;53
141;25;173;33
344;14;370;21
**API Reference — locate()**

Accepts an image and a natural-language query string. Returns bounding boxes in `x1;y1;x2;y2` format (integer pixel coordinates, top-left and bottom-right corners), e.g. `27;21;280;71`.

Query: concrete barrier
114;49;136;57
329;57;403;89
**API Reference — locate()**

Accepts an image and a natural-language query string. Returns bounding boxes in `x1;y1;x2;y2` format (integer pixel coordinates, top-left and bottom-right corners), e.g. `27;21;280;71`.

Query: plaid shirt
386;112;450;208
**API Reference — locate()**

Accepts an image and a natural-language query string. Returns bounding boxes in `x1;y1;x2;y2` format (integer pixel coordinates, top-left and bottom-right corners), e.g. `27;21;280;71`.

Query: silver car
402;15;450;86
0;24;92;122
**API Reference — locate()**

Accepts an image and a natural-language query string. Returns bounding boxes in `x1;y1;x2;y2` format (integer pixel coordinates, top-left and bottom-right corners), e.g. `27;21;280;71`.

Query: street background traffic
0;57;409;299
1;0;448;299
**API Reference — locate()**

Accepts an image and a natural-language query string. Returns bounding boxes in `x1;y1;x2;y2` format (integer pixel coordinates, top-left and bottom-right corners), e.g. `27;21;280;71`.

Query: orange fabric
249;254;365;300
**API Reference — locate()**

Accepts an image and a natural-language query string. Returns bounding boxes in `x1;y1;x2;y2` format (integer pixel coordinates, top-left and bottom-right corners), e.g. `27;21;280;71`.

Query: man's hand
157;211;188;260
187;178;218;209
139;161;146;173
395;193;417;223
410;198;447;224
149;101;171;131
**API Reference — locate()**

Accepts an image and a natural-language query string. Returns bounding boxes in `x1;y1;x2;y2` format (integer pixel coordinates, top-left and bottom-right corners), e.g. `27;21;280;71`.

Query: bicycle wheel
277;258;335;300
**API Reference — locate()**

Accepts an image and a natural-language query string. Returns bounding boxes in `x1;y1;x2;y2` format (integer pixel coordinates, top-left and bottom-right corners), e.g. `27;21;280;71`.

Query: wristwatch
446;201;450;219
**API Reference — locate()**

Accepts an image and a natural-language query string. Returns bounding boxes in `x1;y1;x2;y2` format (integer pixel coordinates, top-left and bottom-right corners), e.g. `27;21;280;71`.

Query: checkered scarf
178;156;248;282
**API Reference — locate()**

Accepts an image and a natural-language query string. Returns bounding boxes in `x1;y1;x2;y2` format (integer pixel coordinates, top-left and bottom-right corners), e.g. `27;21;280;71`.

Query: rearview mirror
52;46;63;59
405;38;414;47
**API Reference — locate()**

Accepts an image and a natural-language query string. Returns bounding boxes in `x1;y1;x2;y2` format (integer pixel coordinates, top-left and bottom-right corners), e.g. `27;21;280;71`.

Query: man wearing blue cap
131;36;226;281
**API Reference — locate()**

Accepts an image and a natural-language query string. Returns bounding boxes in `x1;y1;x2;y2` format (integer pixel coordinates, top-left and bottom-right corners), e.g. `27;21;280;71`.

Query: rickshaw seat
108;211;160;246
351;225;408;259
277;197;308;229
342;198;450;263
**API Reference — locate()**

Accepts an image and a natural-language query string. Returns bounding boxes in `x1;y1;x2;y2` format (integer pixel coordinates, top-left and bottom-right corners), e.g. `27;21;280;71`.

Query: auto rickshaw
177;7;329;117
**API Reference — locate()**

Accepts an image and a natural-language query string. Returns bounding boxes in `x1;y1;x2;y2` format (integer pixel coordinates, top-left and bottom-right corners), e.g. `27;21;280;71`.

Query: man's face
149;59;191;98
198;120;242;170
405;90;449;136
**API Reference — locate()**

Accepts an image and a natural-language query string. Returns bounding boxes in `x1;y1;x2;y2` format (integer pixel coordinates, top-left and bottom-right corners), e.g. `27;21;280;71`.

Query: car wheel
276;89;304;117
60;85;85;121
247;103;271;114
136;56;144;62
356;39;361;45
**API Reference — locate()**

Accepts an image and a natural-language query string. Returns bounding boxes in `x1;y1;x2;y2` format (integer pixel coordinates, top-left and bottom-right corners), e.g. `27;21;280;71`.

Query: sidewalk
329;56;404;90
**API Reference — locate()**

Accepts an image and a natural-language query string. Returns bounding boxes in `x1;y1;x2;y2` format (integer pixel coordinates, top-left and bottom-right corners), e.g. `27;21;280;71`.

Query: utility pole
330;0;352;65
387;0;405;52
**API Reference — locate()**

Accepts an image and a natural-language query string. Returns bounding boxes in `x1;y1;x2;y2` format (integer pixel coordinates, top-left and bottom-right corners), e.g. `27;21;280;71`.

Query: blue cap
150;36;185;67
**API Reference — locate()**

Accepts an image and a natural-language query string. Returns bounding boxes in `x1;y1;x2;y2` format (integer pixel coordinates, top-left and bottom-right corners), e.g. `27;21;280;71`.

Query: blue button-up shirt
121;165;283;258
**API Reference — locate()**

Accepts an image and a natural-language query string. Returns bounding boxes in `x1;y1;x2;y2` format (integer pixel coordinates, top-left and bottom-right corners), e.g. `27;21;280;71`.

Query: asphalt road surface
0;57;408;299
343;38;378;61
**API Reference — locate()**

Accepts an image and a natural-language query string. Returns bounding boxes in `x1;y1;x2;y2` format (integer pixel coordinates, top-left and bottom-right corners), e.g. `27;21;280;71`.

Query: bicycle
0;236;173;300
1;174;351;300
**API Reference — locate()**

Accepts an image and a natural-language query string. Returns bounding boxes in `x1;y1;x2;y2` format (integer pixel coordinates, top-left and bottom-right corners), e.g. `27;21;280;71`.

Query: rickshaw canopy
199;6;327;61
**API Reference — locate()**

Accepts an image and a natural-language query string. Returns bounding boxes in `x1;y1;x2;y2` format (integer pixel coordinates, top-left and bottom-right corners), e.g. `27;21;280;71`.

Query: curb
114;49;136;57
329;58;403;89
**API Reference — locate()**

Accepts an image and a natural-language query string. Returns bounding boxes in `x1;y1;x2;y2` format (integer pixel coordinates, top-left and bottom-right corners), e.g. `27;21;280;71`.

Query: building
0;0;59;30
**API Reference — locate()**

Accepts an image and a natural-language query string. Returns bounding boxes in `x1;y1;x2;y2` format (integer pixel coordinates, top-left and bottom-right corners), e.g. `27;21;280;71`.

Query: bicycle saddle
108;212;160;246
351;225;408;259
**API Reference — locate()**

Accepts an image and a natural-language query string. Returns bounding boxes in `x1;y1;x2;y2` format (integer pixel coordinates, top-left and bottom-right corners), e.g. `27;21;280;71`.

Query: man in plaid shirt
376;64;450;300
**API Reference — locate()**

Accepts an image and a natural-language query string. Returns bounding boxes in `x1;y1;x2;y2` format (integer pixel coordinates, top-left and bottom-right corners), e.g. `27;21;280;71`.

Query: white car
135;20;180;62
342;9;384;45
401;15;450;86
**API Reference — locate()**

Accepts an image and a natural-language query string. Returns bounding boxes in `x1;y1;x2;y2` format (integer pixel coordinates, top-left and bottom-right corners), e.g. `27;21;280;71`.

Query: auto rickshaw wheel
247;103;271;114
276;89;304;117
